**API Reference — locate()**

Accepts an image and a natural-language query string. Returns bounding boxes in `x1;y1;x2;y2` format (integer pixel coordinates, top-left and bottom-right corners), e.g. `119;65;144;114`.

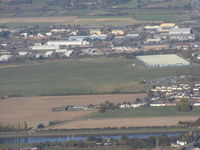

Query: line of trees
33;135;177;149
46;0;131;8
0;121;28;132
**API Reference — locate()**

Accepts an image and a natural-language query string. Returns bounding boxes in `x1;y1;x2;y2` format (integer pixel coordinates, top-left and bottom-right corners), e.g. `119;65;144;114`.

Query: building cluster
52;105;91;112
117;82;200;109
171;140;187;147
148;83;200;106
0;21;200;63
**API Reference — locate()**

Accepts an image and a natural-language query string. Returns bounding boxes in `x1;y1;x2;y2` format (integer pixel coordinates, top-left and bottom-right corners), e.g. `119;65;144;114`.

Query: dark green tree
177;99;193;112
37;123;45;129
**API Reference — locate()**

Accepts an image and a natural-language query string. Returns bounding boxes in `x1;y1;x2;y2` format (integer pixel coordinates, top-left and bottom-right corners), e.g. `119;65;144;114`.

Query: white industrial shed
47;40;89;46
169;28;191;35
68;34;108;41
137;54;190;67
31;45;59;51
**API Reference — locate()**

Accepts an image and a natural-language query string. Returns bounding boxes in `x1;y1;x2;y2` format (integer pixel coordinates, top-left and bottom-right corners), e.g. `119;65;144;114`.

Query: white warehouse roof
47;40;89;46
31;45;59;50
0;55;12;62
146;38;161;43
137;54;190;67
68;34;108;41
169;28;191;35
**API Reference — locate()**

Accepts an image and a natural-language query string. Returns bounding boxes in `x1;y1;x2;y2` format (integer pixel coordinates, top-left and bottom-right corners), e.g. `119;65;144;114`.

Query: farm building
136;54;190;67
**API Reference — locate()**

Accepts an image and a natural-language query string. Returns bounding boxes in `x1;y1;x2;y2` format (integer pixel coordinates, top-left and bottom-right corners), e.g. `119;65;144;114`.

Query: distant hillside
0;0;199;23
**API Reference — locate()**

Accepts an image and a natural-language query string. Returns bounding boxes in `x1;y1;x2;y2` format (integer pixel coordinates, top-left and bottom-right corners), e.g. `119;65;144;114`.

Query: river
0;132;182;144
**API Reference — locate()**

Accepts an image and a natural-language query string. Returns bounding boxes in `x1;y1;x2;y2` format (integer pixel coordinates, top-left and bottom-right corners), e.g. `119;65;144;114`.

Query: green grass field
0;57;199;97
90;107;200;118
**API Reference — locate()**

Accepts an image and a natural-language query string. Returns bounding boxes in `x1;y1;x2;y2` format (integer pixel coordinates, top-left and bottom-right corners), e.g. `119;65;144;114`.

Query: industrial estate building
68;34;108;41
31;45;59;51
169;28;191;35
46;40;89;46
136;54;190;67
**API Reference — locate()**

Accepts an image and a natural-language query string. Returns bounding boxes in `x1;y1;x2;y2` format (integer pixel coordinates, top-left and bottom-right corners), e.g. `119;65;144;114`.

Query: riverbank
0;126;193;138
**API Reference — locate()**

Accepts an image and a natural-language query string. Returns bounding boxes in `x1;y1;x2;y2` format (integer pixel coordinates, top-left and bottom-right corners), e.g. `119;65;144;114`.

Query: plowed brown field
0;94;145;128
54;116;199;129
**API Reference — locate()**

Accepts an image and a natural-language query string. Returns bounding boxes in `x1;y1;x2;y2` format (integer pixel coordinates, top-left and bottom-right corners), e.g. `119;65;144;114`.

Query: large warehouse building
136;54;190;67
47;40;89;46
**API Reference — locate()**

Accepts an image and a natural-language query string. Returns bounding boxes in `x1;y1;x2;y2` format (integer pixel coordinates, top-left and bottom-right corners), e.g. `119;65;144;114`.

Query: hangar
136;54;190;67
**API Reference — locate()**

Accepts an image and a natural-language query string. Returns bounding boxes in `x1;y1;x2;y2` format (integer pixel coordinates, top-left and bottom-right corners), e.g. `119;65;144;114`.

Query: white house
194;103;200;106
55;49;68;53
176;140;187;146
45;51;54;57
18;52;28;56
0;55;12;62
35;54;44;59
64;50;73;57
150;103;166;107
45;32;52;37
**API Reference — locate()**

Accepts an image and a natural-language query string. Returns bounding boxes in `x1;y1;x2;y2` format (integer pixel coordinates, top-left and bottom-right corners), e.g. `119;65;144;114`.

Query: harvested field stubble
0;94;145;128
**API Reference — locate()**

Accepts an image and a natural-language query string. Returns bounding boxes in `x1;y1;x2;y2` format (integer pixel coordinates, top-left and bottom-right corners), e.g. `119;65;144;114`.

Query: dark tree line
0;121;28;132
33;134;178;149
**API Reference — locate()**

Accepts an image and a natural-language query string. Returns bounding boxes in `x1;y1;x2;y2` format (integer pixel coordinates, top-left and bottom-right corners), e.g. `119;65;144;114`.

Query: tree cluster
33;135;175;150
98;101;118;113
0;121;28;132
176;99;193;112
37;123;45;129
